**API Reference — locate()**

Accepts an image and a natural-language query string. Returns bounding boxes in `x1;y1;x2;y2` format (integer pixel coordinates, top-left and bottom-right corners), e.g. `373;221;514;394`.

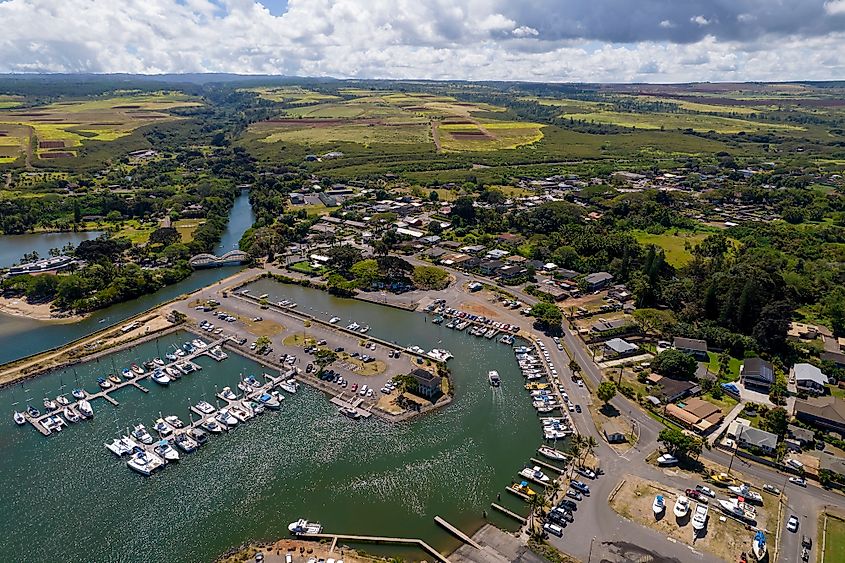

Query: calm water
0;191;254;365
0;231;105;268
0;281;551;562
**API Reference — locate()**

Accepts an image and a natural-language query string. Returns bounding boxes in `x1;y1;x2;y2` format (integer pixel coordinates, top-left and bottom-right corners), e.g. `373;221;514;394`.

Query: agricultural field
0;95;23;109
631;229;709;267
243;86;341;105
562;110;804;133
0;91;201;163
437;120;546;151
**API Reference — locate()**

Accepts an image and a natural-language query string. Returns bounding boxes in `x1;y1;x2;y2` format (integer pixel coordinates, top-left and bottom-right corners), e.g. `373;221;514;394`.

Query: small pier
505;485;531;501
434;516;481;549
529;457;565;474
490;503;527;524
329;392;373;419
300;532;450;563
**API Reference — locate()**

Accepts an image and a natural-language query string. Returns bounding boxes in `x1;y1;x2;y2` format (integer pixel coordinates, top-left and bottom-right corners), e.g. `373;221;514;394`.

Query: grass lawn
823;515;845;563
289;261;325;275
282;333;316;347
706;352;742;381
172;218;204;242
287;203;340;217
702;391;739;412
632;229;708;267
112;220;156;244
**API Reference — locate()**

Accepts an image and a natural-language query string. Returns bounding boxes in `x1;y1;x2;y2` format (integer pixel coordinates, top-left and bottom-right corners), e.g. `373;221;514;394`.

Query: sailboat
752;530;767;561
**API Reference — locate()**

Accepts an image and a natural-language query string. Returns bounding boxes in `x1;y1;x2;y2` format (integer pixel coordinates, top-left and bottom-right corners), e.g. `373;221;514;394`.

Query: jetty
490;503;527;524
299;531;450;563
329;393;373;419
434;516;481;549
529;457;566;474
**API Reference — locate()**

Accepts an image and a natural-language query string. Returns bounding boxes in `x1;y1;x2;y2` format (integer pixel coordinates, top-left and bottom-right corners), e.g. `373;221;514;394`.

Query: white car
789;476;807;487
787;515;799;533
695;484;716;498
577;380;584;388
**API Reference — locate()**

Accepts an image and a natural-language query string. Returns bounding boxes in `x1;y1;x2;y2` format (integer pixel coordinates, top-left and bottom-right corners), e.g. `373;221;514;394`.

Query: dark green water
0;280;551;562
0;191;254;365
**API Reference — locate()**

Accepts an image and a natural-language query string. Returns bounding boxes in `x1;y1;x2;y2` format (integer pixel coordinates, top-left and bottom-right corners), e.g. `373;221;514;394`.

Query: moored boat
258;392;281;410
77;400;94;418
43;397;57;411
127;448;164;476
174;433;198;453
519;466;550;484
195;401;216;414
153;418;174;437
338;406;361;419
288;519;322;535
56;395;70;406
188;427;209;445
131;363;145;375
653;495;665;515
132;424;154;444
692;503;708;533
108;374;122;385
13;411;26;425
751;530;767;561
279;378;298;394
154;439;180;462
538;445;569;462
71;388;86;400
151;371;171;386
63;406;80;423
97;377;111;389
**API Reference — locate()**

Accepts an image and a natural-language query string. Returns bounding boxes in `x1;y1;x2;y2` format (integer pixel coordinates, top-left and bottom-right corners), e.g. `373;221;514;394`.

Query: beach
0;296;85;323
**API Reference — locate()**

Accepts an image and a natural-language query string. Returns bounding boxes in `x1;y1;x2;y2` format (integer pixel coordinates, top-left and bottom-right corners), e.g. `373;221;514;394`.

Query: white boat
165;353;178;361
131;364;145;375
329;316;340;324
657;453;678;466
346;322;360;331
13;411;26;425
216;409;238;427
192;338;208;349
153;357;165;367
258;392;281;410
288;519;322;535
692;503;708;533
71;388;86;400
164;415;184;429
279;378;298;394
652;495;665;515
121;368;134;380
673;495;690;518
752;530;767;561
77;400;94;418
221;386;238;401
718;499;756;523
56;395;70;406
154;440;180;462
43;398;57;411
174;349;186;357
127;449;164;476
132;424;154;444
519;466;550;484
201;418;224;433
427;348;453;361
63;406;80;423
196;401;216;414
105;437;137;456
174;433;198;453
229;404;251;422
165;366;181;379
153;418;174;437
538;445;569;462
151;371;171;386
359;325;369;333
339;406;361;419
728;483;764;504
488;370;501;387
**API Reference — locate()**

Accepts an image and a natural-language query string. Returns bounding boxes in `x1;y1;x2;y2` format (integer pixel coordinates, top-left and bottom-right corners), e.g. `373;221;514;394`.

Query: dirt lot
609;475;760;562
219;538;378;563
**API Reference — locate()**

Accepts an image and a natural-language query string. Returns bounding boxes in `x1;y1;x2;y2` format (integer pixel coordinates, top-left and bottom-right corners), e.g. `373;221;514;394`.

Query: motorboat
174;433;198;453
329;317;340;324
56;395;70;406
195;401;216;414
154;440;180;462
673;495;690;518
657;453;679;466
153;357;165;367
151;371;171;386
97;377;111;390
718;499;756;523
728;483;764;504
243;400;265;416
258;392;281;410
127;448;164;476
221;386;238;401
188;427;209;445
201;418;224;433
279;379;298;394
42;415;65;433
77;400;93;418
121;368;134;380
512;481;536;497
752;530;767;561
245;375;262;388
165;353;178;361
427;348;453;361
43;398;57;411
191;338;207;349
652;495;665;515
346;322;360;331
538;445;569;462
13;411;26;425
132;424;154;445
488;370;501;387
164;415;184;429
71;388;86;400
174;348;186;357
288;519;322;535
63;406;80;423
131;363;145;375
216;408;238;427
710;472;734;485
519;466;550;484
165;366;181;379
108;374;122;385
359;325;369;333
692;503;708;533
183;343;196;353
153;418;174;437
26;405;40;418
105;436;137;456
338;406;361;419
229;404;252;422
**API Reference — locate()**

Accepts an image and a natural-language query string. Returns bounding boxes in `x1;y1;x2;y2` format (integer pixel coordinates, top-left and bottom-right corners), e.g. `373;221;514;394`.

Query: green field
563;110;804;133
631;229;709;267
255;121;431;146
244;86;341;105
824;515;845;563
438;120;545;151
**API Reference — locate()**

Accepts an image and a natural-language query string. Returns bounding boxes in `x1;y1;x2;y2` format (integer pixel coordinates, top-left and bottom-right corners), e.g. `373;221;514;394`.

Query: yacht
150;370;171;386
43;398;57;411
56;395;70;406
258;393;281;410
127;448;164;476
105;436;138;456
154;440;180;463
499;334;515;345
164;415;184;429
652;495;665;515
13;411;26;425
229;404;252;422
751;530;767;561
192;339;207;349
121;368;134;380
71;388;86;400
338;406;361;419
201;418;224;433
427;348;453;362
329;316;340;324
692;503;708;534
132;424;154;445
26;405;40;418
183;342;196;353
108;374;122;385
174;348;186;357
237;379;252;393
279;379;298;394
346;322;360;331
42;415;65;433
97;377;111;390
174;433;198;453
673;495;690;518
243;400;265;416
728;483;764;504
519;466;550;484
718;499;757;523
153;418;174;437
153;357;165;367
165;366;182;379
216;408;238;428
359;325;370;333
288;519;323;535
131;364;145;375
195;401;216;415
165;353;178;361
221;386;238;401
188;427;209;446
512;481;536;498
77;400;94;418
244;375;262;388
488;370;501;387
63;406;80;423
538;445;569;462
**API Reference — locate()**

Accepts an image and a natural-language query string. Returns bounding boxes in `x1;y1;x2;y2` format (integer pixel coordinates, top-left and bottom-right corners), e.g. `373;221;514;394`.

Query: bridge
188;250;249;269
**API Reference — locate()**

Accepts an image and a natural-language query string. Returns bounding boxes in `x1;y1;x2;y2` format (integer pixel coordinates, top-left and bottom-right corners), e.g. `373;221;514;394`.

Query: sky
0;0;844;82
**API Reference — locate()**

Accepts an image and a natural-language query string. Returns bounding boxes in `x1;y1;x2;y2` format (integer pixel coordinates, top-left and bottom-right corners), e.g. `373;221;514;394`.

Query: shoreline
0;295;86;323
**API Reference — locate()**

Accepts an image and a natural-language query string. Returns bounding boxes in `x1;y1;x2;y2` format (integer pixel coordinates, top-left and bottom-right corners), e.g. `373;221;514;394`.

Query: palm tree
582;436;598;466
527;490;549;538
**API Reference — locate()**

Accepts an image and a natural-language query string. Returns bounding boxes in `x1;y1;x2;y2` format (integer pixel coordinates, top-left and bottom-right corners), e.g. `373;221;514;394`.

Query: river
0;279;557;562
0;231;105;268
0;191;254;365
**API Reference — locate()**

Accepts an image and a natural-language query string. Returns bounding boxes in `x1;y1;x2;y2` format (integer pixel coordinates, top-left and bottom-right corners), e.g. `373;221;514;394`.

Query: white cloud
691;15;711;26
659;20;674;28
512;25;539;38
824;0;845;14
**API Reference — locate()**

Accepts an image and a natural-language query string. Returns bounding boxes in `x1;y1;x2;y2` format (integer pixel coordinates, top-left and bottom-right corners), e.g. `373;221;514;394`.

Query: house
590;318;630;334
604;420;628;444
459;244;485;254
479;259;503;276
788;321;833;341
289;193;305;205
537;285;568;302
584;271;614;290
786;424;815;450
497;265;526;280
736;425;779;453
792;363;829;395
794;396;845;434
410;368;442;400
673;337;709;361
485;248;510;260
425;247;447;260
496;233;524;245
665;397;723;433
822;350;845;368
740;357;775;392
603;338;639;358
651;375;698;403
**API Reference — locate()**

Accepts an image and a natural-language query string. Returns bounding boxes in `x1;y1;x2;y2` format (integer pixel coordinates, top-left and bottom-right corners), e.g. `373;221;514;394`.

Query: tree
823;289;845;337
149;226;180;248
349;259;380;288
652;349;698;380
452;196;476;224
632;308;676;336
569;360;580;374
314;349;338;374
254;336;271;350
529;302;563;334
597;380;617;404
412;265;449;290
658;427;702;459
762;406;789;437
327;245;364;277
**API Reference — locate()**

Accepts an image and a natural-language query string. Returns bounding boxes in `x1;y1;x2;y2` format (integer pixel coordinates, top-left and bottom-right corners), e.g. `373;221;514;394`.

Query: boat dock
490;503;527;524
529;457;565;474
300;532;450;563
22;337;231;437
329;393;373;418
434;516;481;549
505;485;531;501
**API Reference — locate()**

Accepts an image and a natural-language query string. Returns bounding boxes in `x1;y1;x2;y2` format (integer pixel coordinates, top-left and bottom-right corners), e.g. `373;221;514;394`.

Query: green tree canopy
350;259;380;288
652;349;698;380
412;265;449;290
529;302;562;334
658;427;702;459
597;380;617;404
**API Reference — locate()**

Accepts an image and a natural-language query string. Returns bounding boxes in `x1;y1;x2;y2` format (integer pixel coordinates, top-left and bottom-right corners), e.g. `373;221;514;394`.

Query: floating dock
329;392;373;418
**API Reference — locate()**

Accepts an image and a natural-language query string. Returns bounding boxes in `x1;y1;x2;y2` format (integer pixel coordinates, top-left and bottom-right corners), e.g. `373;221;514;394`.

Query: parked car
558;499;577;511
696;484;716;498
787;515;799;532
566;489;583;501
550;507;573;523
575;404;582;413
685;489;708;503
543;522;563;537
570;481;590;495
802;535;812;548
789;477;807;487
575;467;596;480
762;484;781;495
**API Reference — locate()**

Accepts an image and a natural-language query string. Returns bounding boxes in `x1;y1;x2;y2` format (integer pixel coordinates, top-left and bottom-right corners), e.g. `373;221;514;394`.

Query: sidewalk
707;401;745;446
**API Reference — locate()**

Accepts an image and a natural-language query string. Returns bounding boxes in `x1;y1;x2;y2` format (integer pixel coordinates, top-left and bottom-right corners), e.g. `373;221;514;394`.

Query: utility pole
588;536;597;563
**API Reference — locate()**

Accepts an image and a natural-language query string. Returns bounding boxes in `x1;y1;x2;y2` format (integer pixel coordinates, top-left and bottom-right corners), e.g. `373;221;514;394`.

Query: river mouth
0;279;564;562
